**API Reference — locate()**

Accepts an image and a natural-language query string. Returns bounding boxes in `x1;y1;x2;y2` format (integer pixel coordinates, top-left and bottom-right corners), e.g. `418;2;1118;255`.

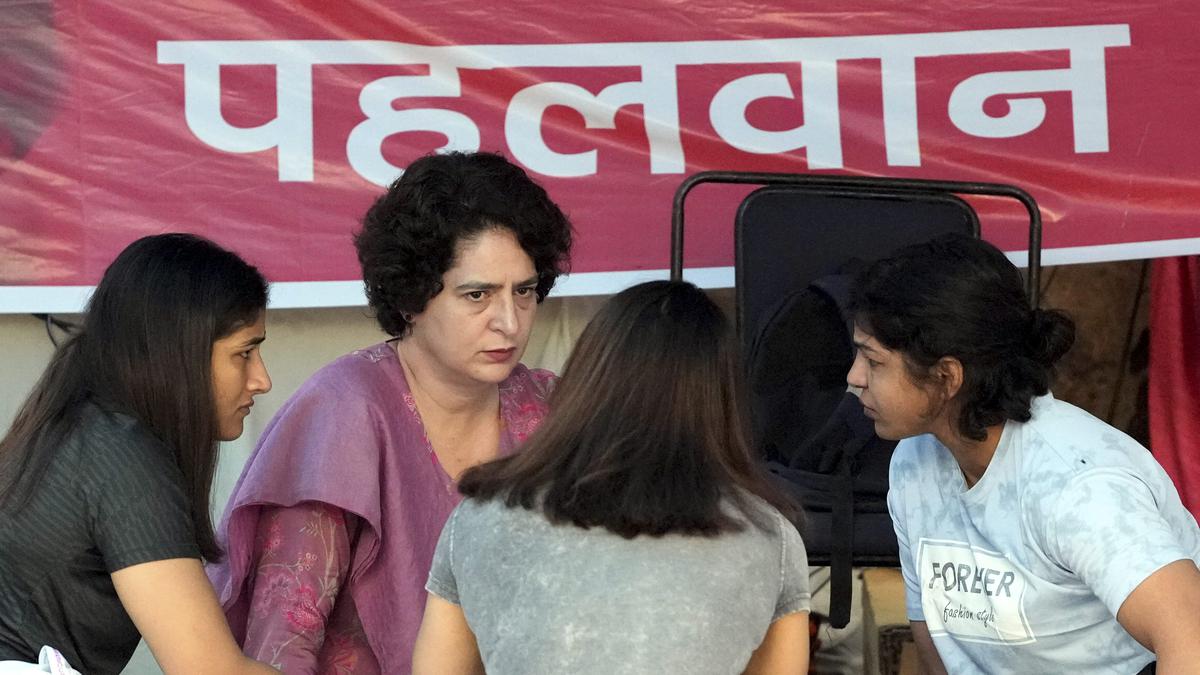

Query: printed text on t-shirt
918;538;1036;645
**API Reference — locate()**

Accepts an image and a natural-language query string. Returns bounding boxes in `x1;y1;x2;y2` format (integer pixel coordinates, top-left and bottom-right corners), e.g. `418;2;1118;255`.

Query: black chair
671;172;1042;325
670;171;1043;628
735;187;979;350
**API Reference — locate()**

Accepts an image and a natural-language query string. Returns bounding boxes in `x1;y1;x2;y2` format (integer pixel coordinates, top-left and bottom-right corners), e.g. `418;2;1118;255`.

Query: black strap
828;468;854;628
826;422;876;629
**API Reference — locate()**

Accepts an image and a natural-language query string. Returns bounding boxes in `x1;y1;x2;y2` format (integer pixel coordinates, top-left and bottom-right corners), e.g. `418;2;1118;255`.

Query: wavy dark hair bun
1028;308;1075;367
850;234;1075;441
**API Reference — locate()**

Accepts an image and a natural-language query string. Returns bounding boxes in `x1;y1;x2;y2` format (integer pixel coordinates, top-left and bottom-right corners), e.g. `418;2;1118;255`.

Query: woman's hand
111;558;280;675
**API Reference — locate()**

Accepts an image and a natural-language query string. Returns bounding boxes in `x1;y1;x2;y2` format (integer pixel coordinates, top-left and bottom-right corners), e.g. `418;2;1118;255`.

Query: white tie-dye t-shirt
889;394;1200;674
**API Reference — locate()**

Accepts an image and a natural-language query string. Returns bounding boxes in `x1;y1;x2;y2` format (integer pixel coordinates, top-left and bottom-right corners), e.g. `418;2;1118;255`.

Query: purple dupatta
208;342;554;672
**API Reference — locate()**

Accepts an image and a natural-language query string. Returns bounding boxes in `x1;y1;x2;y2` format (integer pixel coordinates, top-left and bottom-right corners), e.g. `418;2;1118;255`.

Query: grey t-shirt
426;494;810;674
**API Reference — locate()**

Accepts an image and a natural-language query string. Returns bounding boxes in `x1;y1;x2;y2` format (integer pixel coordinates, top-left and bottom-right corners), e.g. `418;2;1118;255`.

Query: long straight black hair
0;233;268;561
459;280;795;538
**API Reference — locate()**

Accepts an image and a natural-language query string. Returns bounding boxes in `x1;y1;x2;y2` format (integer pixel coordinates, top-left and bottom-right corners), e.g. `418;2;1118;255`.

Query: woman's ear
934;356;964;401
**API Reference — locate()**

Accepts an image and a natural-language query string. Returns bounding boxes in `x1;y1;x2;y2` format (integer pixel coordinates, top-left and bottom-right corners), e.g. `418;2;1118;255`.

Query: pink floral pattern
243;503;379;674
499;368;554;444
504;402;546;443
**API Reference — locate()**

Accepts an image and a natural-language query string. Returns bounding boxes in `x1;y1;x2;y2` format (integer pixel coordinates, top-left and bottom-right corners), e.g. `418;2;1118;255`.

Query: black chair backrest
735;187;980;349
669;171;1042;629
669;171;1043;307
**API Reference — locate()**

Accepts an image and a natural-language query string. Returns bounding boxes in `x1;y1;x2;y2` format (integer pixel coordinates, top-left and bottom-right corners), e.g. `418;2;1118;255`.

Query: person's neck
932;418;1005;489
394;341;498;422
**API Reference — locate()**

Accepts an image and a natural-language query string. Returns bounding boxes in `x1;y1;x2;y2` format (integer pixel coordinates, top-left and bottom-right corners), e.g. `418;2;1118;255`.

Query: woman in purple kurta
208;152;572;673
211;345;554;671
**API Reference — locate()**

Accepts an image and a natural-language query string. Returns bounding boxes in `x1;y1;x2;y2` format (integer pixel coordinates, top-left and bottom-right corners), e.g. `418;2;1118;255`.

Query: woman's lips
482;347;516;363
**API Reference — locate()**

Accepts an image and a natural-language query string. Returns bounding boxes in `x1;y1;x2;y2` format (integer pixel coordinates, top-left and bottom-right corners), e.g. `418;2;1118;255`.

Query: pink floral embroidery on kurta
243;503;379;674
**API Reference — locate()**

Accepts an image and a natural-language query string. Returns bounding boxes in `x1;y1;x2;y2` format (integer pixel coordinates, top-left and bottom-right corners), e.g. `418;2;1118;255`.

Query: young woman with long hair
413;280;811;674
0;233;277;674
848;234;1200;674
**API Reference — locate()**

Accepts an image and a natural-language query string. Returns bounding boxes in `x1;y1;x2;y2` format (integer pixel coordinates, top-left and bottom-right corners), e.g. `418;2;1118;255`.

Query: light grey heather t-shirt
426;494;810;674
890;394;1200;674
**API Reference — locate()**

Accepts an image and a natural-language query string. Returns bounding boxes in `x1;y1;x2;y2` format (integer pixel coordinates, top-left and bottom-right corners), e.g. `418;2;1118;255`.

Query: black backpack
747;272;899;629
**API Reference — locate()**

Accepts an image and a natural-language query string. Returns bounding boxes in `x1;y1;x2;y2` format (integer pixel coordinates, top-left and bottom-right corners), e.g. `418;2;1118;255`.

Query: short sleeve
425;504;462;605
88;426;199;572
888;482;924;621
1042;468;1192;616
774;512;811;621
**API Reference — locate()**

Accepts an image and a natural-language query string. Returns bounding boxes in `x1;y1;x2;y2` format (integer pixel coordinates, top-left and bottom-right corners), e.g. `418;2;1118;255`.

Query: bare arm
412;594;485;675
1116;559;1200;674
909;620;948;675
743;611;809;675
112;558;279;675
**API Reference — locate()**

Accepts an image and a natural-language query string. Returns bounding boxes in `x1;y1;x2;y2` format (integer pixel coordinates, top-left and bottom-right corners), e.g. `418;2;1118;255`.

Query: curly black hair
850;234;1075;441
355;151;573;337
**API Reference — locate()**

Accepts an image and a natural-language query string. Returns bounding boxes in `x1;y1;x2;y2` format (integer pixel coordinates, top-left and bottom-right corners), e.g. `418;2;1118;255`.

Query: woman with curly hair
208;152;572;673
848;235;1200;674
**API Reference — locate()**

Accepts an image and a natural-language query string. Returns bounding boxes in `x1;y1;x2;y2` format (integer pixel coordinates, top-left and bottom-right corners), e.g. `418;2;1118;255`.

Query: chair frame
669;171;1043;307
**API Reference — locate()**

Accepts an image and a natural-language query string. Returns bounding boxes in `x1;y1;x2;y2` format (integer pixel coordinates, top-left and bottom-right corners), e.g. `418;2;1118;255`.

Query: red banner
1149;257;1200;520
3;1;1200;310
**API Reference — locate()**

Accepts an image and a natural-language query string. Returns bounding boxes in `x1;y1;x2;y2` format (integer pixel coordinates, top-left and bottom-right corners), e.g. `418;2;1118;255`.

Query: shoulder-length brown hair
459;280;795;538
0;233;267;561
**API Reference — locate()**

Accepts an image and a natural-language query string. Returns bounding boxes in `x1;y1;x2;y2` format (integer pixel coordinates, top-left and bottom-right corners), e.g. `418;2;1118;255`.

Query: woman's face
846;326;940;441
404;228;540;389
210;312;272;441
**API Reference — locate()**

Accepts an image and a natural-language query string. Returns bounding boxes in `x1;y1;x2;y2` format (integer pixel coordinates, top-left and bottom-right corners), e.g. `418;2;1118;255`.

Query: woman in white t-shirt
847;234;1200;675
